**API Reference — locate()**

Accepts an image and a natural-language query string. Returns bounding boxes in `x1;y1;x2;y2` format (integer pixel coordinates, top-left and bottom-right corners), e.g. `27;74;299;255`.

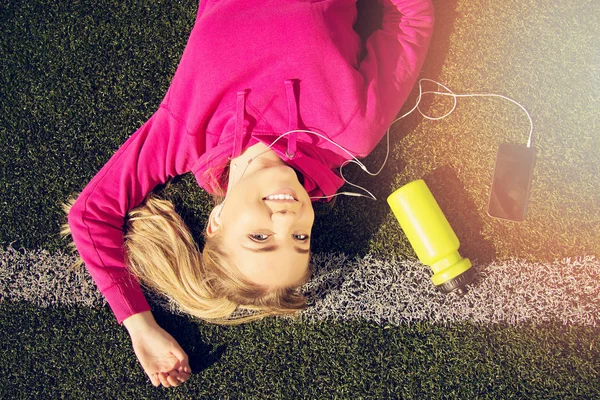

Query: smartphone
487;143;536;221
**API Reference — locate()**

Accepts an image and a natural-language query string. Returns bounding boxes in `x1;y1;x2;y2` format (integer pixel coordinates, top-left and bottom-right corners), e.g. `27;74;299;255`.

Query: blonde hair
62;193;311;325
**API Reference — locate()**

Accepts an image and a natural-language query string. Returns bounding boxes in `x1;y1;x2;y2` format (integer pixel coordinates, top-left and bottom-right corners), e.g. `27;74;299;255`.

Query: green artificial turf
1;0;598;259
0;0;197;252
1;0;599;398
2;302;599;399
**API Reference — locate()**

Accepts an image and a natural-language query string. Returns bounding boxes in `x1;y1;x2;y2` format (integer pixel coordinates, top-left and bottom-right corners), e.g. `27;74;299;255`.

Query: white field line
1;247;598;326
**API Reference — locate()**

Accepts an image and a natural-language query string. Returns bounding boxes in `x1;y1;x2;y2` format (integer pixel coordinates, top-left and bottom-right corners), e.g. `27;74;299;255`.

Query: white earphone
215;78;533;209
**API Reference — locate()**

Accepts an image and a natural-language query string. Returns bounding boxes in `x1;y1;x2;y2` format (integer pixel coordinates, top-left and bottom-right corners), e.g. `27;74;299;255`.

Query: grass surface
2;302;599;399
1;0;598;398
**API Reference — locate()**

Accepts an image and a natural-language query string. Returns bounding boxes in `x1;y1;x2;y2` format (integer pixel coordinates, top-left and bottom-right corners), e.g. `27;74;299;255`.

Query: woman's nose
268;201;301;215
271;209;300;232
272;208;298;219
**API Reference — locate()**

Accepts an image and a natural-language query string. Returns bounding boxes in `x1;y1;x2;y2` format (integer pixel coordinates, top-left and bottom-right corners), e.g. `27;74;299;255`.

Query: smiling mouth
263;188;298;201
263;193;297;201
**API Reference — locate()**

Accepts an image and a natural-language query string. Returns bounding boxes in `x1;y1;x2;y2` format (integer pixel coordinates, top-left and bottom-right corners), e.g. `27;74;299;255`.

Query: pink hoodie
68;0;434;323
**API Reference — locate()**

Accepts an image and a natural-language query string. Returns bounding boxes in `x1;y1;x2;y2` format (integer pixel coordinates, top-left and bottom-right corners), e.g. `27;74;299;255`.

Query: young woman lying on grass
64;0;433;388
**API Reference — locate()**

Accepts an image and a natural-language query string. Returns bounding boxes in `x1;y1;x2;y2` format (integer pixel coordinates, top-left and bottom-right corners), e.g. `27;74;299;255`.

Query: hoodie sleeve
353;0;434;156
68;105;202;324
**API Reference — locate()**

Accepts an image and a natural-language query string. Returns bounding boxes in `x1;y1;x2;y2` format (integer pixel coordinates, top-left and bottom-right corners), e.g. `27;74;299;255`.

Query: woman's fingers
153;370;188;388
171;345;191;371
150;363;192;388
170;369;190;384
176;369;191;383
170;370;185;383
177;364;192;380
149;372;160;387
166;372;181;387
158;372;171;388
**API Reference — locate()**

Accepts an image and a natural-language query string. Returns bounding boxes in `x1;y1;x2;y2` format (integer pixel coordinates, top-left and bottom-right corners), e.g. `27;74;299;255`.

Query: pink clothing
68;0;434;323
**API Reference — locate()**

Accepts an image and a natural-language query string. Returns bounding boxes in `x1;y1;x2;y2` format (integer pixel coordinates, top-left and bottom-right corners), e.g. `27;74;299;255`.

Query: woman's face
209;163;314;289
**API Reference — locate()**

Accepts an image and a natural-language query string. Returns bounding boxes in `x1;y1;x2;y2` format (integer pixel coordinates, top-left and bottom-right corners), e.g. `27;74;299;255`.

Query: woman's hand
123;311;192;387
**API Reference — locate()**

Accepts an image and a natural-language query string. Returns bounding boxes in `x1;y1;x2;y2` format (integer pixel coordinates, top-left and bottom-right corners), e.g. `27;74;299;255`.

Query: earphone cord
410;79;534;147
230;78;534;202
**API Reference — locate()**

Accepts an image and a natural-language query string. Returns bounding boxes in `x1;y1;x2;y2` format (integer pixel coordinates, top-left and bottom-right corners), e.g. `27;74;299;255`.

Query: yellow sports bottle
387;179;476;294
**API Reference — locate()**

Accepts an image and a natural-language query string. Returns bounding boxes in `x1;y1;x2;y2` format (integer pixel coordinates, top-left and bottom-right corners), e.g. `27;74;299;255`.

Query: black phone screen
487;143;536;221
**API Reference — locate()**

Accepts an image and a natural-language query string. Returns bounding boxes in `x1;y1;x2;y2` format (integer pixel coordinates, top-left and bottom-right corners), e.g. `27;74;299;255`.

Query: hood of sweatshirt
162;0;433;201
190;79;352;200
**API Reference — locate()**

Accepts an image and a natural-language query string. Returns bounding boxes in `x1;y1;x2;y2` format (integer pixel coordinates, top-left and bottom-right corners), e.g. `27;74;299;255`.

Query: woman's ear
206;204;223;237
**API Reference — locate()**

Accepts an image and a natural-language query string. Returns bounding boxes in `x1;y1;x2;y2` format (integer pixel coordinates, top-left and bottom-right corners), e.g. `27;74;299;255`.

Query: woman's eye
249;233;270;242
294;234;310;241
